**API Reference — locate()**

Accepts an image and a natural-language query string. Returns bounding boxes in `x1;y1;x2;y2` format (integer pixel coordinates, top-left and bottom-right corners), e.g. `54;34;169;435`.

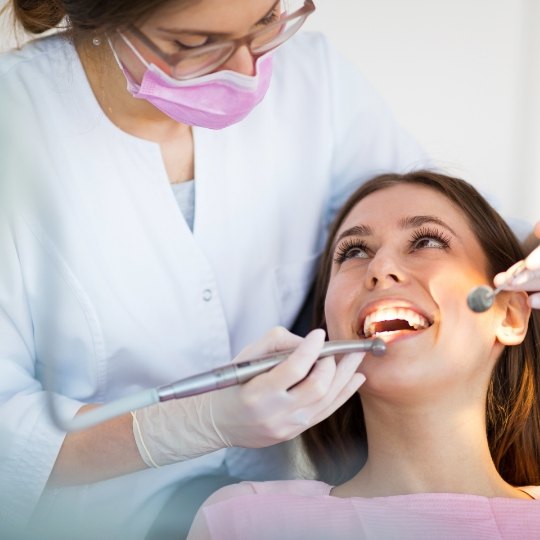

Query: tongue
373;319;413;334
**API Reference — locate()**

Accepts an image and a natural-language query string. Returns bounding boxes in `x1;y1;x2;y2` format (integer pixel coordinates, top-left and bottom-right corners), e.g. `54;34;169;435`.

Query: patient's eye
334;238;370;264
409;227;451;251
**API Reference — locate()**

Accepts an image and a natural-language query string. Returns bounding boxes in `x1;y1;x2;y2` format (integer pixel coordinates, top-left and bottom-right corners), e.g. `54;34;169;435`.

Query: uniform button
202;289;213;301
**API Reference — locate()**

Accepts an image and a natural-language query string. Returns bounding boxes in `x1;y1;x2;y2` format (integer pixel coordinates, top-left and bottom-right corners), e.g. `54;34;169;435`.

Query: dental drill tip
467;285;495;313
370;337;387;356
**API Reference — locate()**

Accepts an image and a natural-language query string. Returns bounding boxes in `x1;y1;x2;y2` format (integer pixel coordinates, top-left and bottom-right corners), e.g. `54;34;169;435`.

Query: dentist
0;0;425;537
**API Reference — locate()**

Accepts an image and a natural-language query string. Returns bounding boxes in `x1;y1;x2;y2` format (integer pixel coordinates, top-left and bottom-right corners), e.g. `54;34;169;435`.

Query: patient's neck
331;395;523;499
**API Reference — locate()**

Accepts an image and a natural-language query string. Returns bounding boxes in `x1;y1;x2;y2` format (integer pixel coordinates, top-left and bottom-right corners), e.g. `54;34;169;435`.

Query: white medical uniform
0;31;426;538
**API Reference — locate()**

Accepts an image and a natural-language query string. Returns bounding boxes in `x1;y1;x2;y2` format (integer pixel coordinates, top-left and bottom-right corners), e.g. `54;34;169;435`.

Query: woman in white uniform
0;0;426;537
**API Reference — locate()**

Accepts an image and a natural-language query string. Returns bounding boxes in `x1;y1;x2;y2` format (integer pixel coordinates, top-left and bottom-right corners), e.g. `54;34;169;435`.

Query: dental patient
188;171;540;539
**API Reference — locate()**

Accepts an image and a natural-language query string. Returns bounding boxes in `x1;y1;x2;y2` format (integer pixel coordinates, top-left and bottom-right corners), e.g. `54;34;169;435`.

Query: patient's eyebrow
334;225;373;247
398;215;458;236
333;215;458;250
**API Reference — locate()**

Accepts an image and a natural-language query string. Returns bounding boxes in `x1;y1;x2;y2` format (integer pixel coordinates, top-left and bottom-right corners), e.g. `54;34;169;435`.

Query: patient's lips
358;300;433;341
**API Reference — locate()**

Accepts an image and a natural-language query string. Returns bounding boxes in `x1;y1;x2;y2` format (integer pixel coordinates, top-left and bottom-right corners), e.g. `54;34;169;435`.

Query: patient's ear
496;291;531;345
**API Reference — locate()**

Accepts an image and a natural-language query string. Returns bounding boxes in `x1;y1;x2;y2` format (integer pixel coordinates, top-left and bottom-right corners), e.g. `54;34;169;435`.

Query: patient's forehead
338;184;468;234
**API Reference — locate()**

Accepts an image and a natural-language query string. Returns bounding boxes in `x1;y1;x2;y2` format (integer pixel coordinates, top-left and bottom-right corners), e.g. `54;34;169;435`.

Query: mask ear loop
108;31;151;71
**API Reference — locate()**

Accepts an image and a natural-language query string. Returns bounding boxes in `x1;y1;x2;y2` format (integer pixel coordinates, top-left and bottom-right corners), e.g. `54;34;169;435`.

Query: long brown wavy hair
302;170;540;487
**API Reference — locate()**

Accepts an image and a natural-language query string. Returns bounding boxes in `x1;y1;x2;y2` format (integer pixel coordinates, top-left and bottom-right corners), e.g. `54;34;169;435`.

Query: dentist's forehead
151;0;279;32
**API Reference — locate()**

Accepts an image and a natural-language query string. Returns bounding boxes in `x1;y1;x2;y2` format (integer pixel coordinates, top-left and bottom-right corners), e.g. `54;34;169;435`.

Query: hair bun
13;0;65;34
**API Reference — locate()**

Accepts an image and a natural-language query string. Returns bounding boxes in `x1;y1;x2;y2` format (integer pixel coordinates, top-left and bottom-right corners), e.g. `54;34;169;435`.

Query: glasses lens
250;14;307;55
171;43;234;79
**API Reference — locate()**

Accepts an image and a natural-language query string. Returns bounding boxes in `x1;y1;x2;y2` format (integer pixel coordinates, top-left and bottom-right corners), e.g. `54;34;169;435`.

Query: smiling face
303;173;535;487
325;183;509;402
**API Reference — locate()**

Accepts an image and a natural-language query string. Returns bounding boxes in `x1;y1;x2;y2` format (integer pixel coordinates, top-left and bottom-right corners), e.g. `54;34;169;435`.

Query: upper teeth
363;307;429;337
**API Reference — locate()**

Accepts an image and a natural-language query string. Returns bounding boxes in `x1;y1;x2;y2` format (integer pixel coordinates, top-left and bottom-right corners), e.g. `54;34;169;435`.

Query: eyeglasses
119;0;315;80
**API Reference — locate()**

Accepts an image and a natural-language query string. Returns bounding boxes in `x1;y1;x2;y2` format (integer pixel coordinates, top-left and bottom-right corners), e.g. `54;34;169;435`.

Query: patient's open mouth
361;307;431;338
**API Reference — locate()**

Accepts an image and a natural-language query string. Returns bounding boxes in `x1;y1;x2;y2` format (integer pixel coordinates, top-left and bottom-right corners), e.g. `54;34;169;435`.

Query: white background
2;0;539;224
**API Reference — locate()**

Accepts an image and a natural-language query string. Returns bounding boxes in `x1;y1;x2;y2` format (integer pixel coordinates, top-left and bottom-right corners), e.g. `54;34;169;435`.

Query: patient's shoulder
248;479;332;496
200;481;257;506
205;479;331;505
188;480;331;539
211;479;331;502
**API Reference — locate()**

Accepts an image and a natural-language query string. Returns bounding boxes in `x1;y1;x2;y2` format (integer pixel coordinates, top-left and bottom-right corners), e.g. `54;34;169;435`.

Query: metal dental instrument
157;338;386;402
47;338;385;432
467;261;527;313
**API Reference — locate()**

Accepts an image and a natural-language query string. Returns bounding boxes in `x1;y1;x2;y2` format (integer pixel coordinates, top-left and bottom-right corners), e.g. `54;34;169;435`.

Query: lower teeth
373;329;414;337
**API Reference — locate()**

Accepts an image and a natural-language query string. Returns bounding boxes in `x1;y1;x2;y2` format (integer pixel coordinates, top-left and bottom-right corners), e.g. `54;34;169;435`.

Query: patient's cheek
324;289;348;340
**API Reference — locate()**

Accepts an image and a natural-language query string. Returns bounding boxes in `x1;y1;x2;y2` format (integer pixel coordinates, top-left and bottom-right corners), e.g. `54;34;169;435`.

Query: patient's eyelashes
409;227;451;252
333;238;370;264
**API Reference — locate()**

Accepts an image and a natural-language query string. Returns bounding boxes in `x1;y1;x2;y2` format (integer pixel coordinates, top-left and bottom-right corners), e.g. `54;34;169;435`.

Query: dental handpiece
467;261;527;313
157;338;386;402
47;338;385;432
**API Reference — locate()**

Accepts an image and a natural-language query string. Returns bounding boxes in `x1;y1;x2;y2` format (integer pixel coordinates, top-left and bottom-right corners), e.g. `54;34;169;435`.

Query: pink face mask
109;37;273;130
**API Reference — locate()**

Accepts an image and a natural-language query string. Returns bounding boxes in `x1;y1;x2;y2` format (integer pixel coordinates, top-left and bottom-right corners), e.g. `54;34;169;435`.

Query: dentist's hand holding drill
494;222;540;310
132;328;366;467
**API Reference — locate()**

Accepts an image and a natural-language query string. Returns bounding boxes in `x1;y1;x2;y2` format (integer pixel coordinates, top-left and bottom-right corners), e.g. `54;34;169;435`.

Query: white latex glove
211;327;366;448
132;327;366;467
494;222;540;309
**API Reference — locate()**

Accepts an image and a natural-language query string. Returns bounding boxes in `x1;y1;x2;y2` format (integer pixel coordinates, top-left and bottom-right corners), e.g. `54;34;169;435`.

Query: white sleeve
321;35;430;226
0;168;83;532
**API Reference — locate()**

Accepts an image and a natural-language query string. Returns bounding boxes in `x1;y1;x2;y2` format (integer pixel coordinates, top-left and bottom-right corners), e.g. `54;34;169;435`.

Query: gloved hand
494;222;540;309
132;327;366;467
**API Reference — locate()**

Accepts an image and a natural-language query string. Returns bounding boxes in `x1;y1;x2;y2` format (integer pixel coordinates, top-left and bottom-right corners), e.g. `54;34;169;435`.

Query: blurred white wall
304;0;540;225
1;0;539;224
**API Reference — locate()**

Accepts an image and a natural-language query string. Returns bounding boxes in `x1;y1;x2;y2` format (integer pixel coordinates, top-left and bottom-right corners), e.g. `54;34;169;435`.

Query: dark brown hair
302;170;540;487
5;0;195;35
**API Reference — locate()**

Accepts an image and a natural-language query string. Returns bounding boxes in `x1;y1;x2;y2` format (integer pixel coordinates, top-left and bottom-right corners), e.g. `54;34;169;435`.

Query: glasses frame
121;0;316;80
